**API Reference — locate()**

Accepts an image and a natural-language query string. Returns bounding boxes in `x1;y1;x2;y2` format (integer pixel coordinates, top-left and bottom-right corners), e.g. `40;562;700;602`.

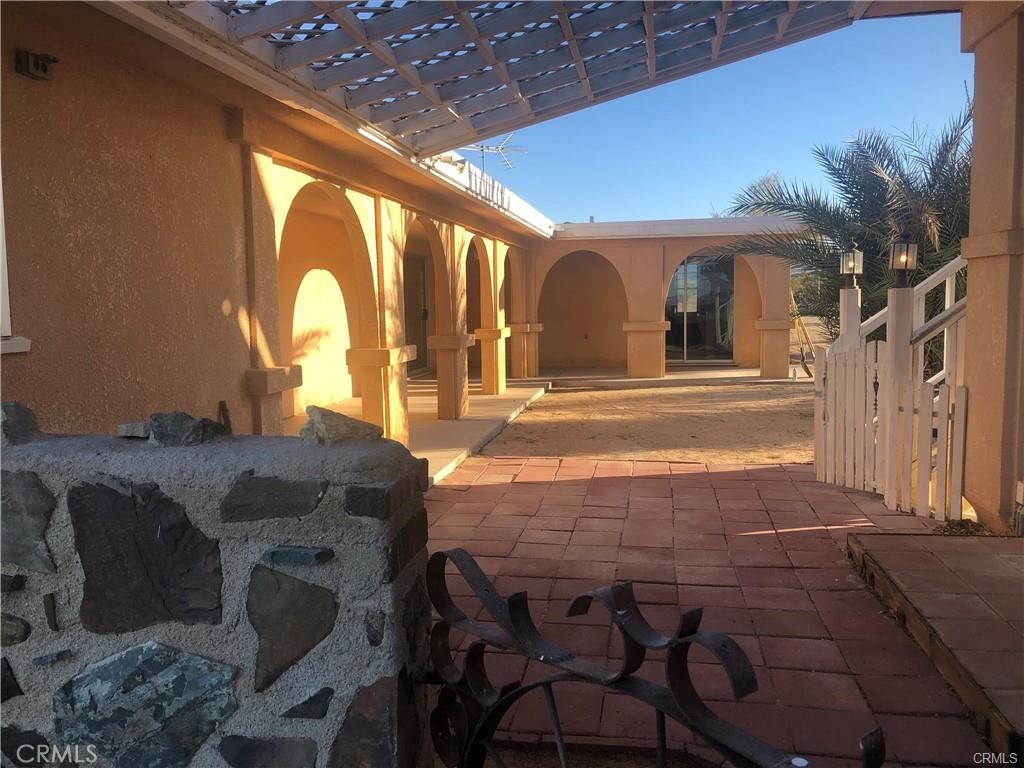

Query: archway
277;182;378;421
664;255;736;364
538;250;628;369
501;251;513;374
464;237;493;376
402;216;450;375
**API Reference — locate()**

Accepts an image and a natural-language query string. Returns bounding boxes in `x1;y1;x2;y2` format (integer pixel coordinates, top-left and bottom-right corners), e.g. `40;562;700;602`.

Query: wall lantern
888;236;919;287
840;246;863;287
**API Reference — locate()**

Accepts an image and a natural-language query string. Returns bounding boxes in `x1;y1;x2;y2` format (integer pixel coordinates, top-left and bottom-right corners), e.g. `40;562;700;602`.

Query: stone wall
0;404;431;768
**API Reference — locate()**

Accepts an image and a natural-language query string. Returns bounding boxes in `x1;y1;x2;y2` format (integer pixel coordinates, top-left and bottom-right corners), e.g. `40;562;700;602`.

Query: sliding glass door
665;256;735;362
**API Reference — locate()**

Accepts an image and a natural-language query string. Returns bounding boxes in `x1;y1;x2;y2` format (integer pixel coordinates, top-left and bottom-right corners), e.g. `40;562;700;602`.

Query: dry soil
482;381;814;464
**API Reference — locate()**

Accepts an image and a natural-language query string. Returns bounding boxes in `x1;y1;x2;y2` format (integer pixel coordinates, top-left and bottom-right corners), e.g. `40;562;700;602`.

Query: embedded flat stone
1;658;23;702
1;574;26;592
364;610;386;647
0;725;51;768
53;641;237;768
148;411;229;446
1;613;31;646
281;687;334;720
67;476;222;634
218;736;317;768
116;421;150;439
220;471;327;523
299;405;383;445
263;546;334;566
43;593;58;631
327;676;419;768
1;401;39;446
33;649;73;666
0;470;57;573
246;565;338;692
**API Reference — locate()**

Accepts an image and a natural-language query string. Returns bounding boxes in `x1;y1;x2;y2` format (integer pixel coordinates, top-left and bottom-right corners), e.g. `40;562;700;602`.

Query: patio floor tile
424;458;988;763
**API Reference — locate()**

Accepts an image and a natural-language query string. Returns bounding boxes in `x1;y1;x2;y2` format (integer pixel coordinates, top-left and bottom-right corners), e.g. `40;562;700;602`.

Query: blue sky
463;12;973;222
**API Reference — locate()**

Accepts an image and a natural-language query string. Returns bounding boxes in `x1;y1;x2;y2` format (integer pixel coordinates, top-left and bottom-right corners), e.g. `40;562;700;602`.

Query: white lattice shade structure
113;1;922;157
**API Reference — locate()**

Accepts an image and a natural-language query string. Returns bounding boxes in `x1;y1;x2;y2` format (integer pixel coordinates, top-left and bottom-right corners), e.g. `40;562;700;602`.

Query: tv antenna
463;133;526;172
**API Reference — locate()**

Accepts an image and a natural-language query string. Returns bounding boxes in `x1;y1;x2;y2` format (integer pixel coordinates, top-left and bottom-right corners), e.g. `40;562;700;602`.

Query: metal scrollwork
425;548;886;768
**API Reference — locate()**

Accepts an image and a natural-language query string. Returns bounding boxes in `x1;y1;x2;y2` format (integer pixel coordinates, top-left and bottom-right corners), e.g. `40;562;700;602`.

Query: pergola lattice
166;1;872;156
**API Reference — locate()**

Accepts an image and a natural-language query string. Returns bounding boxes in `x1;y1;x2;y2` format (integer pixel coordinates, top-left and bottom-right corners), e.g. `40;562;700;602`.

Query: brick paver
425;456;992;766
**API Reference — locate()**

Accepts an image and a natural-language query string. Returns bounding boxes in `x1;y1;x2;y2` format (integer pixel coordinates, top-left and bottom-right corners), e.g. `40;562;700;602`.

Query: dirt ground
482;381;814;464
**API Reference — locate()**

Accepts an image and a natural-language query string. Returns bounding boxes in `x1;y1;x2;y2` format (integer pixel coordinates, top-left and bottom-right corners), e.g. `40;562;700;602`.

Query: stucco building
2;1;1022;534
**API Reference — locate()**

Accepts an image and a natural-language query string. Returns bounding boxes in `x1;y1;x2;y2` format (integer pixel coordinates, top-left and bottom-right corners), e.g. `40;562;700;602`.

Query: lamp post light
888;236;919;287
840;246;864;287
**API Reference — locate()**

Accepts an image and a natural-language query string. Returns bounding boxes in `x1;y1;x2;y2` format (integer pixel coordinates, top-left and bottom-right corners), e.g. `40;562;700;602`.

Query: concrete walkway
425;457;989;767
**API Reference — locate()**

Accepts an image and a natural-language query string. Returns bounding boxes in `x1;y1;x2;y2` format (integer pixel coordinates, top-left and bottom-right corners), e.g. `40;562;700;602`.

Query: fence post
838;287;862;351
883;286;914;510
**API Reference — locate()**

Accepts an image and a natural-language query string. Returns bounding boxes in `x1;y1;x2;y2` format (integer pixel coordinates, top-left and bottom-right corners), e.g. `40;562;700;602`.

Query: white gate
814;258;968;520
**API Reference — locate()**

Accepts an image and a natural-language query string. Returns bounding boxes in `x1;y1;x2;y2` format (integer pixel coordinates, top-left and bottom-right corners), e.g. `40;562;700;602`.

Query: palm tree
709;102;971;341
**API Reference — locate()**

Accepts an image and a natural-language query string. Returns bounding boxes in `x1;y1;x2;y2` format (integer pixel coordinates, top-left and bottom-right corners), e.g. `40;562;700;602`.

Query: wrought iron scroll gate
424;549;886;768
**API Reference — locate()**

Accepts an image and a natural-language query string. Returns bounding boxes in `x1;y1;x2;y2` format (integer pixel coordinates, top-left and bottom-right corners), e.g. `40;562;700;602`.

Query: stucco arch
662;248;766;368
403;215;453;337
538;250;629;368
463;234;495;328
534;249;631;320
276;182;380;417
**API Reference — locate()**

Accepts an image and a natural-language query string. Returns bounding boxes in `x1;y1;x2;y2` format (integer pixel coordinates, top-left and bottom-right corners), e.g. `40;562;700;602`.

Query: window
1;164;32;354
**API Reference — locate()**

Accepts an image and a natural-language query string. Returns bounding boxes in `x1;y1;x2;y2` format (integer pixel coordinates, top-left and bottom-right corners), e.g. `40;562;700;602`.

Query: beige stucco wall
525;236;788;377
538;251;629;368
733;257;762;368
0;3;529;441
960;3;1024;532
1;2;252;434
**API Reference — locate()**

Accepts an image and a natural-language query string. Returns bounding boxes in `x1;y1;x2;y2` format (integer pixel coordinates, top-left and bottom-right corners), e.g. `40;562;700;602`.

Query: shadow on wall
539;250;628;368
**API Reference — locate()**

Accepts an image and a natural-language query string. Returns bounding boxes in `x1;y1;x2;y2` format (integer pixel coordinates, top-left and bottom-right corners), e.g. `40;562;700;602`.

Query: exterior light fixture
840;246;863;287
888;236;919;287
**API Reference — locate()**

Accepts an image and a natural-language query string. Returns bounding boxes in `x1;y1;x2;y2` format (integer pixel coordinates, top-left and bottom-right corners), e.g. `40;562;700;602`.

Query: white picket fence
814;258;968;520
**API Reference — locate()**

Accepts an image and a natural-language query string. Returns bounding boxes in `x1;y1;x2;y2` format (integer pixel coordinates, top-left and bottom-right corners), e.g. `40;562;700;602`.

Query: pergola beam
315;2;558;93
226;1;324;42
315;3;478;141
448;1;534;121
643;1;657;80
555;2;594;103
712;2;732;61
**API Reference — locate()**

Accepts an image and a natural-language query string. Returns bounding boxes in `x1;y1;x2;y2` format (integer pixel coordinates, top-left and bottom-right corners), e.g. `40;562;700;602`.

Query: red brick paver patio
425;456;991;767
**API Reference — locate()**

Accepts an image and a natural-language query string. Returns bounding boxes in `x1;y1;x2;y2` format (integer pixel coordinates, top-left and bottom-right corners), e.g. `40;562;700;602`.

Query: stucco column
509;323;542;378
960;4;1024;533
475;327;510;394
428;334;473;419
756;319;793;378
756;256;793;379
347;346;416;445
623;321;669;378
240;148;289;435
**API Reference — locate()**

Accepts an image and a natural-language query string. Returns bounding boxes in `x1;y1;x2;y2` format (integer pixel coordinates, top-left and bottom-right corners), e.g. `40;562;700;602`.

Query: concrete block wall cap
346;345;417;367
961;229;1024;259
472;327;512;341
245;366;303;396
427;334;475;350
755;318;796;331
622;321;672;332
509;323;544;333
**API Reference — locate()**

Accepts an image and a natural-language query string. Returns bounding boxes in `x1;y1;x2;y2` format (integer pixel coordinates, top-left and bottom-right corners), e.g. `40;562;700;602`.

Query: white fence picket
813;346;826;482
949;386;967;520
915;382;934;516
826;351;838;485
934;384;951;518
853;344;867;490
844;349;856;485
